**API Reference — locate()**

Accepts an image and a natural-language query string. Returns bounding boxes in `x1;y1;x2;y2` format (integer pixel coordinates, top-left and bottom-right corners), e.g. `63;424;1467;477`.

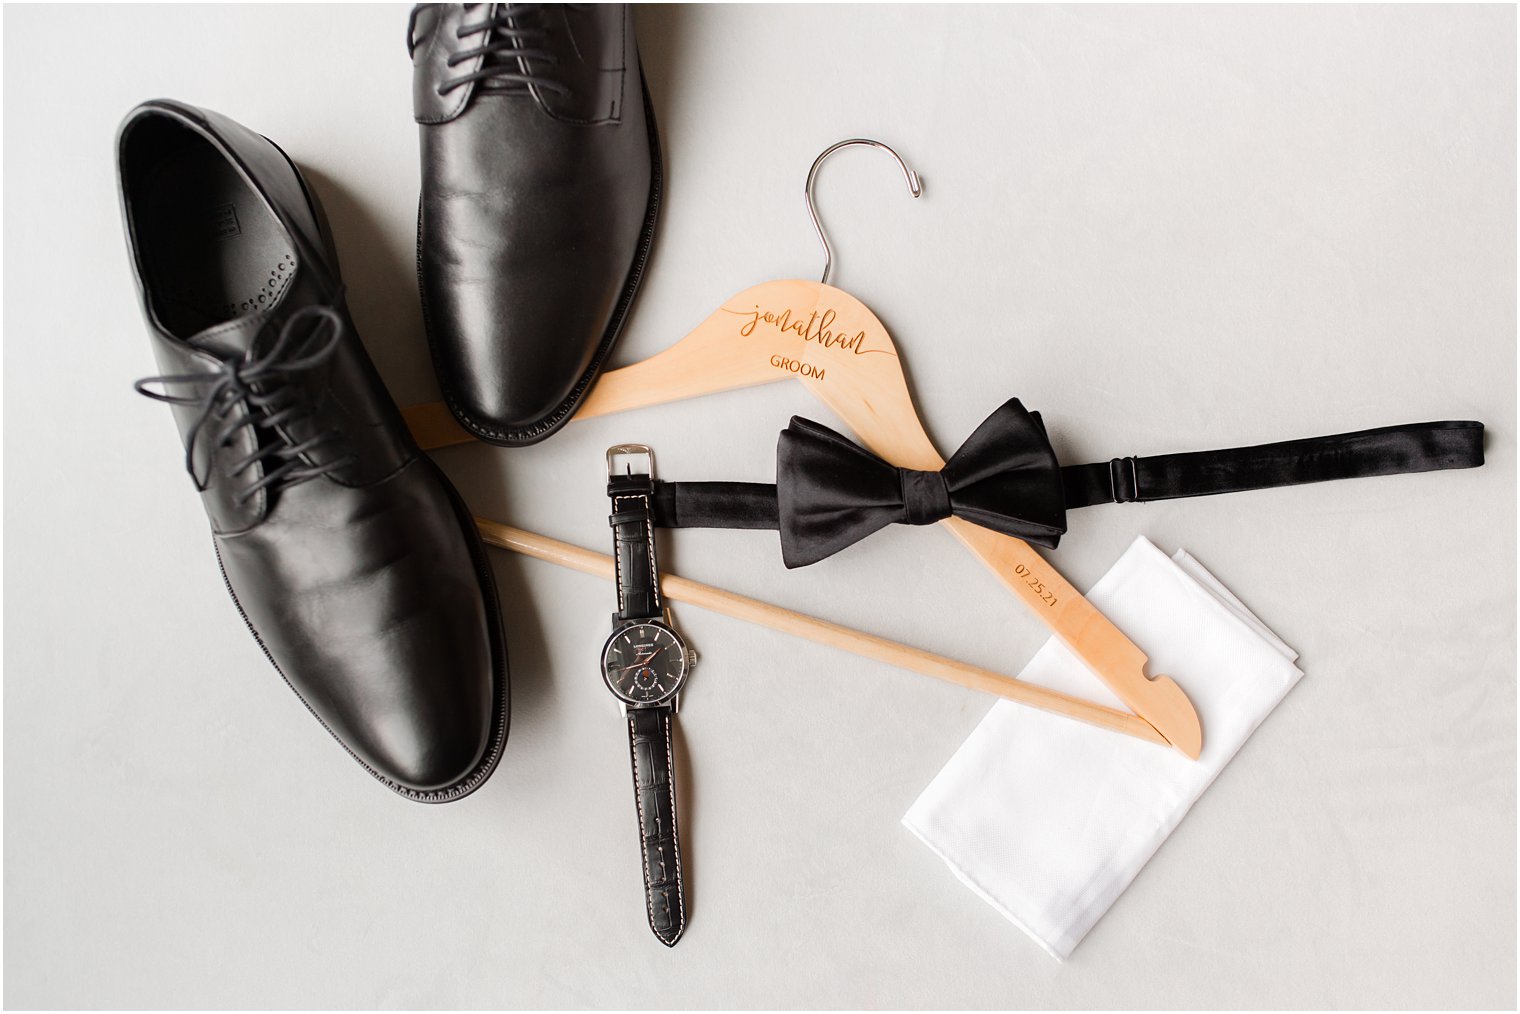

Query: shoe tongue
186;310;275;361
476;6;552;94
477;36;531;94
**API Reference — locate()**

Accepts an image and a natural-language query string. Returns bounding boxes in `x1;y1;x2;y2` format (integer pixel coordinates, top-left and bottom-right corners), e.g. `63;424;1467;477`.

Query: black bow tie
774;399;1067;567
646;404;1483;568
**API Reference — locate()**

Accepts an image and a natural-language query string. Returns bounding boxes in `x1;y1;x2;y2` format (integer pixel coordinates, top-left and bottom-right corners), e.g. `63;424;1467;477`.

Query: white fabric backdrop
4;4;1514;1008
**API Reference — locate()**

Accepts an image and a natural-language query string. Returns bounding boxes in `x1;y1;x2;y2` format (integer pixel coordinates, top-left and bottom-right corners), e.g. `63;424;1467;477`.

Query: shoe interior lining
123;116;296;342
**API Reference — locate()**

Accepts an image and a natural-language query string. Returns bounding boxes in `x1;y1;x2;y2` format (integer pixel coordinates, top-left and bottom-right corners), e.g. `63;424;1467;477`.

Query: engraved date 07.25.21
1014;563;1058;608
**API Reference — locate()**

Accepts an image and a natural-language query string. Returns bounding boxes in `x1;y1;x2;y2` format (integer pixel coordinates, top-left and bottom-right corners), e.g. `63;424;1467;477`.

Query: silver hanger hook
805;138;922;286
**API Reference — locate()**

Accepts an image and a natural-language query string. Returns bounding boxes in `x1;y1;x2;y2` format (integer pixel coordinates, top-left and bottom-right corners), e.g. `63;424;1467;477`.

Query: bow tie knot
898;467;953;526
775;399;1069;568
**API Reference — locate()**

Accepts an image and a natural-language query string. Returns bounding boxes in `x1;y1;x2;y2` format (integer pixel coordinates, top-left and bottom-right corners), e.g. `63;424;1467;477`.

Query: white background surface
4;4;1515;1008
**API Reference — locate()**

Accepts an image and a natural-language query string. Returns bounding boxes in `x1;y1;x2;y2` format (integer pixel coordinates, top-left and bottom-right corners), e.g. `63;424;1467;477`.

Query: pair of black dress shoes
118;4;659;800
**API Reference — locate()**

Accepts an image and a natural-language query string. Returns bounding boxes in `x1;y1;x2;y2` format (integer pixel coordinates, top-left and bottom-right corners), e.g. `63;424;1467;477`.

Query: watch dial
603;623;687;705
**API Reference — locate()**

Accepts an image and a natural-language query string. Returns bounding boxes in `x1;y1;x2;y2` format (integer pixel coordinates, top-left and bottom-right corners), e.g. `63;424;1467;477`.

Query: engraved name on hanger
727;304;896;357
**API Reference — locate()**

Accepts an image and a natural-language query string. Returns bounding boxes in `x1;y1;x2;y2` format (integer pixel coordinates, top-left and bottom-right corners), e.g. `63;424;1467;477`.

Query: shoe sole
417;64;665;447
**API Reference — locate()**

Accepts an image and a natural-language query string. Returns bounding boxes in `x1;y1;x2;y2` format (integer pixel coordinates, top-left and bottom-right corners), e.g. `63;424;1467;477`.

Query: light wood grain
475;518;1169;747
404;400;473;450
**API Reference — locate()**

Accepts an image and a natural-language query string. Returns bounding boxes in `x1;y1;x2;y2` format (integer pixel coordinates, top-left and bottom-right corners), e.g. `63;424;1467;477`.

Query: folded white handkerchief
902;536;1303;960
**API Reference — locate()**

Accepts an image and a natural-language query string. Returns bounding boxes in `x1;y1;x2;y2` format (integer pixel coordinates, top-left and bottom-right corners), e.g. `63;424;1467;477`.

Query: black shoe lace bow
134;304;358;504
408;3;577;97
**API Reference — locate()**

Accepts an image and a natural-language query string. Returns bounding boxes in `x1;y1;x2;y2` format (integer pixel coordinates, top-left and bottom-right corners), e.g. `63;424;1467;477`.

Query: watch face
602;621;688;706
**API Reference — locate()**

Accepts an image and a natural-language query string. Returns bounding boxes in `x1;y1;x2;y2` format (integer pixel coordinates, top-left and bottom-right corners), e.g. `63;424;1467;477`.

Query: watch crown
687;648;699;667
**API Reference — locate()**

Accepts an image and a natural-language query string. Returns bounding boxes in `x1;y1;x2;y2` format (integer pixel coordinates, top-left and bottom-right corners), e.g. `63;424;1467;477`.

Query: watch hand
616;647;667;674
618;645;668;672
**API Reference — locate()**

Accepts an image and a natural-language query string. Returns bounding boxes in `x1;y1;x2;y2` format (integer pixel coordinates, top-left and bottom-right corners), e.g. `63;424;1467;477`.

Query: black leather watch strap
627;704;685;946
609;472;661;622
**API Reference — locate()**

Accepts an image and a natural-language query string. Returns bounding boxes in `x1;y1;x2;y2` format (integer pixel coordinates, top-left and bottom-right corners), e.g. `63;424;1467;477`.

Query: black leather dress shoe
409;3;661;445
118;99;509;801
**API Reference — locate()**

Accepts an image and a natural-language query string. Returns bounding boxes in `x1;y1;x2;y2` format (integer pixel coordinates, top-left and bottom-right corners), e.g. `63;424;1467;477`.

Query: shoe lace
408;3;576;97
134;304;359;505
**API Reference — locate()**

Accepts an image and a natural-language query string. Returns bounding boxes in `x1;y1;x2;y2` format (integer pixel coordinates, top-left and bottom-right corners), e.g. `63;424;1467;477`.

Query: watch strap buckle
607;443;655;479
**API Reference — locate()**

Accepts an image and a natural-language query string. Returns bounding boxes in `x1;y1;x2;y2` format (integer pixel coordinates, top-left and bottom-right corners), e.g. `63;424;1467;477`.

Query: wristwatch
602;444;696;947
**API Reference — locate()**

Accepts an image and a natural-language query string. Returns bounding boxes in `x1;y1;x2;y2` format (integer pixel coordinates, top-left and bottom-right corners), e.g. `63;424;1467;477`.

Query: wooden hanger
408;139;1202;758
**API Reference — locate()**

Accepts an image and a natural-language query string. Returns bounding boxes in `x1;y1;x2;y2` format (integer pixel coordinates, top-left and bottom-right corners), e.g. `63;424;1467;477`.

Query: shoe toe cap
360;694;494;795
216;461;506;801
420;175;648;440
329;548;502;798
433;269;617;439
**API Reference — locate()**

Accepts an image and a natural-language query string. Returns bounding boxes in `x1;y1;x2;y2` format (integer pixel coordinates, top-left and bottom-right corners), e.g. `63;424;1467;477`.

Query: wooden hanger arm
576;349;788;420
944;519;1203;759
474;517;1170;748
404;401;473;451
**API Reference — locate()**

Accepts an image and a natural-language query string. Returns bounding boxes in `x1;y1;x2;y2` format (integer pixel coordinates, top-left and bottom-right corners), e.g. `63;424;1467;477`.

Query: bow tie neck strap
651;481;779;530
1061;419;1485;509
